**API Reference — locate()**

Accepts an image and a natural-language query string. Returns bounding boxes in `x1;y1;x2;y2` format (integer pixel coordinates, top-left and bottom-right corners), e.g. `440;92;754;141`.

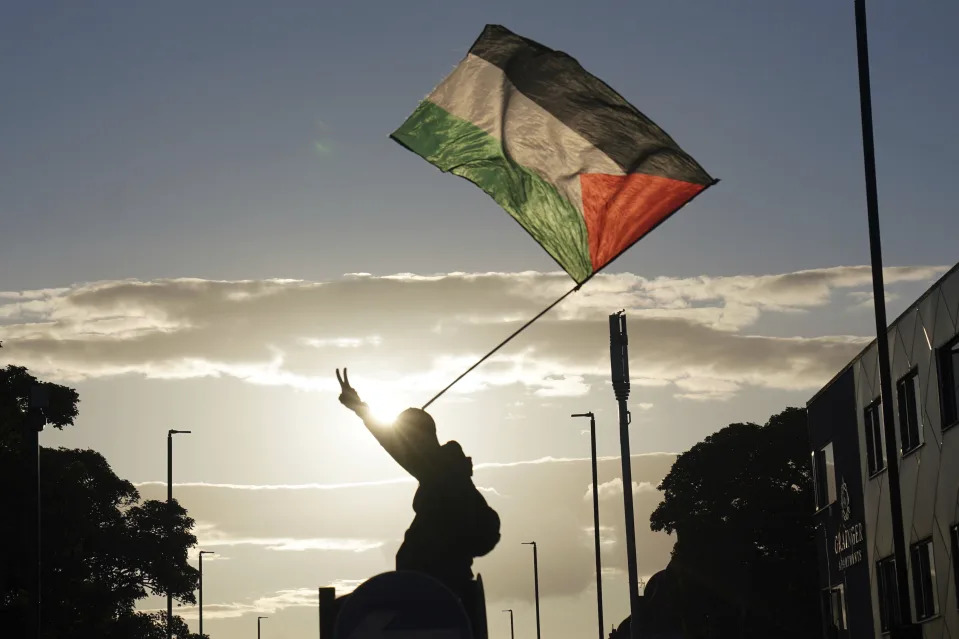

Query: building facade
808;264;959;638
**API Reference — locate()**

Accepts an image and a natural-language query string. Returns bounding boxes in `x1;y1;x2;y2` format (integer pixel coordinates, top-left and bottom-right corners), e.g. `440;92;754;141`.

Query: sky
1;1;957;638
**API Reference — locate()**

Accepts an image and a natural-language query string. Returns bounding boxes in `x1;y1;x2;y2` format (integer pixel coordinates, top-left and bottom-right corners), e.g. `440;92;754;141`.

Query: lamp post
572;412;604;639
258;616;269;639
502;609;514;639
27;384;49;639
198;550;214;637
609;312;639;639
851;2;917;637
522;542;540;639
166;429;191;639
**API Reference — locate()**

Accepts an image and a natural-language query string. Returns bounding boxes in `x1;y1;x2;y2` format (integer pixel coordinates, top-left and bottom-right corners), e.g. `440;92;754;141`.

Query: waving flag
392;24;714;284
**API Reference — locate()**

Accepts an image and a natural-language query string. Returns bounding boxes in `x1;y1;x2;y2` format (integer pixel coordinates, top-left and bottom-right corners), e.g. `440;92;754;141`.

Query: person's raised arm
336;368;421;477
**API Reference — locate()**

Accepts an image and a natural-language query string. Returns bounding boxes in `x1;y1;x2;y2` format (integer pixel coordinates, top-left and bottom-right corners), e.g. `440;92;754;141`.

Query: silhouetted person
336;368;501;604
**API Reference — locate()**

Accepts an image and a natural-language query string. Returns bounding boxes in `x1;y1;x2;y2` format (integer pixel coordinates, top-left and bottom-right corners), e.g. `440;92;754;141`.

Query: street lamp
198;551;214;637
572;412;604;639
27;384;50;639
258;616;269;639
166;429;191;639
502;609;515;639
522;542;541;639
609;312;640;639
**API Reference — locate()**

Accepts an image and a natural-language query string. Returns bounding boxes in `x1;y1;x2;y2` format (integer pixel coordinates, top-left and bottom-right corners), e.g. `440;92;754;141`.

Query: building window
910;539;938;621
864;400;886;476
812;442;836;510
822;585;847;636
877;556;899;633
952;525;959;610
939;336;959;429
896;369;923;453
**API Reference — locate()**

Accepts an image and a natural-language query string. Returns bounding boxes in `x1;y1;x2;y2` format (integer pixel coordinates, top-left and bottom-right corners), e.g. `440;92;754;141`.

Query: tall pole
198;552;203;637
258;616;269;639
609;312;639;639
29;423;40;639
167;432;173;639
502;609;515;639
199;551;214;637
27;385;48;639
852;3;916;637
166;429;191;639
522;542;541;639
573;412;605;639
167;431;173;503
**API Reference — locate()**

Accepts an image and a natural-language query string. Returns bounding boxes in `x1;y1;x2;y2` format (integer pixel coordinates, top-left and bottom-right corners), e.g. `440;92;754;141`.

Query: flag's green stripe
392;100;593;283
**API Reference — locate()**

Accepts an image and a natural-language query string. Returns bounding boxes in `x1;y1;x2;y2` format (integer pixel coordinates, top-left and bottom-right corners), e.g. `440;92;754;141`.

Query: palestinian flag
392;25;714;285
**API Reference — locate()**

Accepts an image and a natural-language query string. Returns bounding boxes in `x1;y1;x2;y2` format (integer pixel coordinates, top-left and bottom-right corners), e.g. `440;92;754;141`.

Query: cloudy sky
2;1;957;638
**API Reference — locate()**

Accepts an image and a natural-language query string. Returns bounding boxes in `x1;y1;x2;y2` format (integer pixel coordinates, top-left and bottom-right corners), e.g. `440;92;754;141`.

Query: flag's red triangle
581;173;706;271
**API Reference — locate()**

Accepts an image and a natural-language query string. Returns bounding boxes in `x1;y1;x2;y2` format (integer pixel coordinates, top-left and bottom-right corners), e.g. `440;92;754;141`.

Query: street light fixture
198;551;214;638
572;412;604;639
167;430;192;501
166;429;192;639
502;609;515;639
522;542;541;639
258;616;269;639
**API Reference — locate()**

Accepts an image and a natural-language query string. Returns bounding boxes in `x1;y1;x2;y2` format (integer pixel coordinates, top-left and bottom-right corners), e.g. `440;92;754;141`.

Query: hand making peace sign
336;367;363;410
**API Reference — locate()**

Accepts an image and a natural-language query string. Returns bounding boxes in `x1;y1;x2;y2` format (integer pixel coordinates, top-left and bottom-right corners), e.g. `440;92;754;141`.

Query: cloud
672;376;743;401
214;536;383;553
846;290;900;310
584;478;657;501
474;452;677;471
134;478;414;491
0;266;944;401
156;586;335;620
627;265;939;314
191;522;384;553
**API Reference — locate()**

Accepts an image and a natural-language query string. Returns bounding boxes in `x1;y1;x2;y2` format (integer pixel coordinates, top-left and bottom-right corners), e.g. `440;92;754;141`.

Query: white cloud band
0;266;944;401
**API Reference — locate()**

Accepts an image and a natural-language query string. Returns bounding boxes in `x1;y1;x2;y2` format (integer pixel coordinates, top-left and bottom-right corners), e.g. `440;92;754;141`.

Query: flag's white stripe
428;54;624;213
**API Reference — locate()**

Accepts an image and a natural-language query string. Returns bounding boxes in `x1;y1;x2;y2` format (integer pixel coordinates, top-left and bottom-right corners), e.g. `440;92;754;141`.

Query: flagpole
421;282;582;409
419;176;719;410
853;2;917;637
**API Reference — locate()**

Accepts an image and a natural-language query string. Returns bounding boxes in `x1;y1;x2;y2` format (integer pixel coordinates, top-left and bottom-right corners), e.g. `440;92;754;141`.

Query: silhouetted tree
0;363;79;446
0;365;204;638
649;407;819;639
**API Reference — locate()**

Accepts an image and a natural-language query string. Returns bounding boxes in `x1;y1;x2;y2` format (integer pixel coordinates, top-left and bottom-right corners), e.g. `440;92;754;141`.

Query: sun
363;390;408;425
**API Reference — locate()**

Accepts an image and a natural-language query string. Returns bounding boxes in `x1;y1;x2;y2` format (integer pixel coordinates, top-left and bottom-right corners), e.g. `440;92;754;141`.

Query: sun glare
364;391;408;426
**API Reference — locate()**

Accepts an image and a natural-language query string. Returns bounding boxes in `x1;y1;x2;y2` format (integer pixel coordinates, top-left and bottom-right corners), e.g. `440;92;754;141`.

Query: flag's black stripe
469;25;713;185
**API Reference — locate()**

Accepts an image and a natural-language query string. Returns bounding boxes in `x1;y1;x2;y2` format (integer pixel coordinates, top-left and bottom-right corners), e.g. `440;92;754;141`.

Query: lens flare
364;391;406;426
